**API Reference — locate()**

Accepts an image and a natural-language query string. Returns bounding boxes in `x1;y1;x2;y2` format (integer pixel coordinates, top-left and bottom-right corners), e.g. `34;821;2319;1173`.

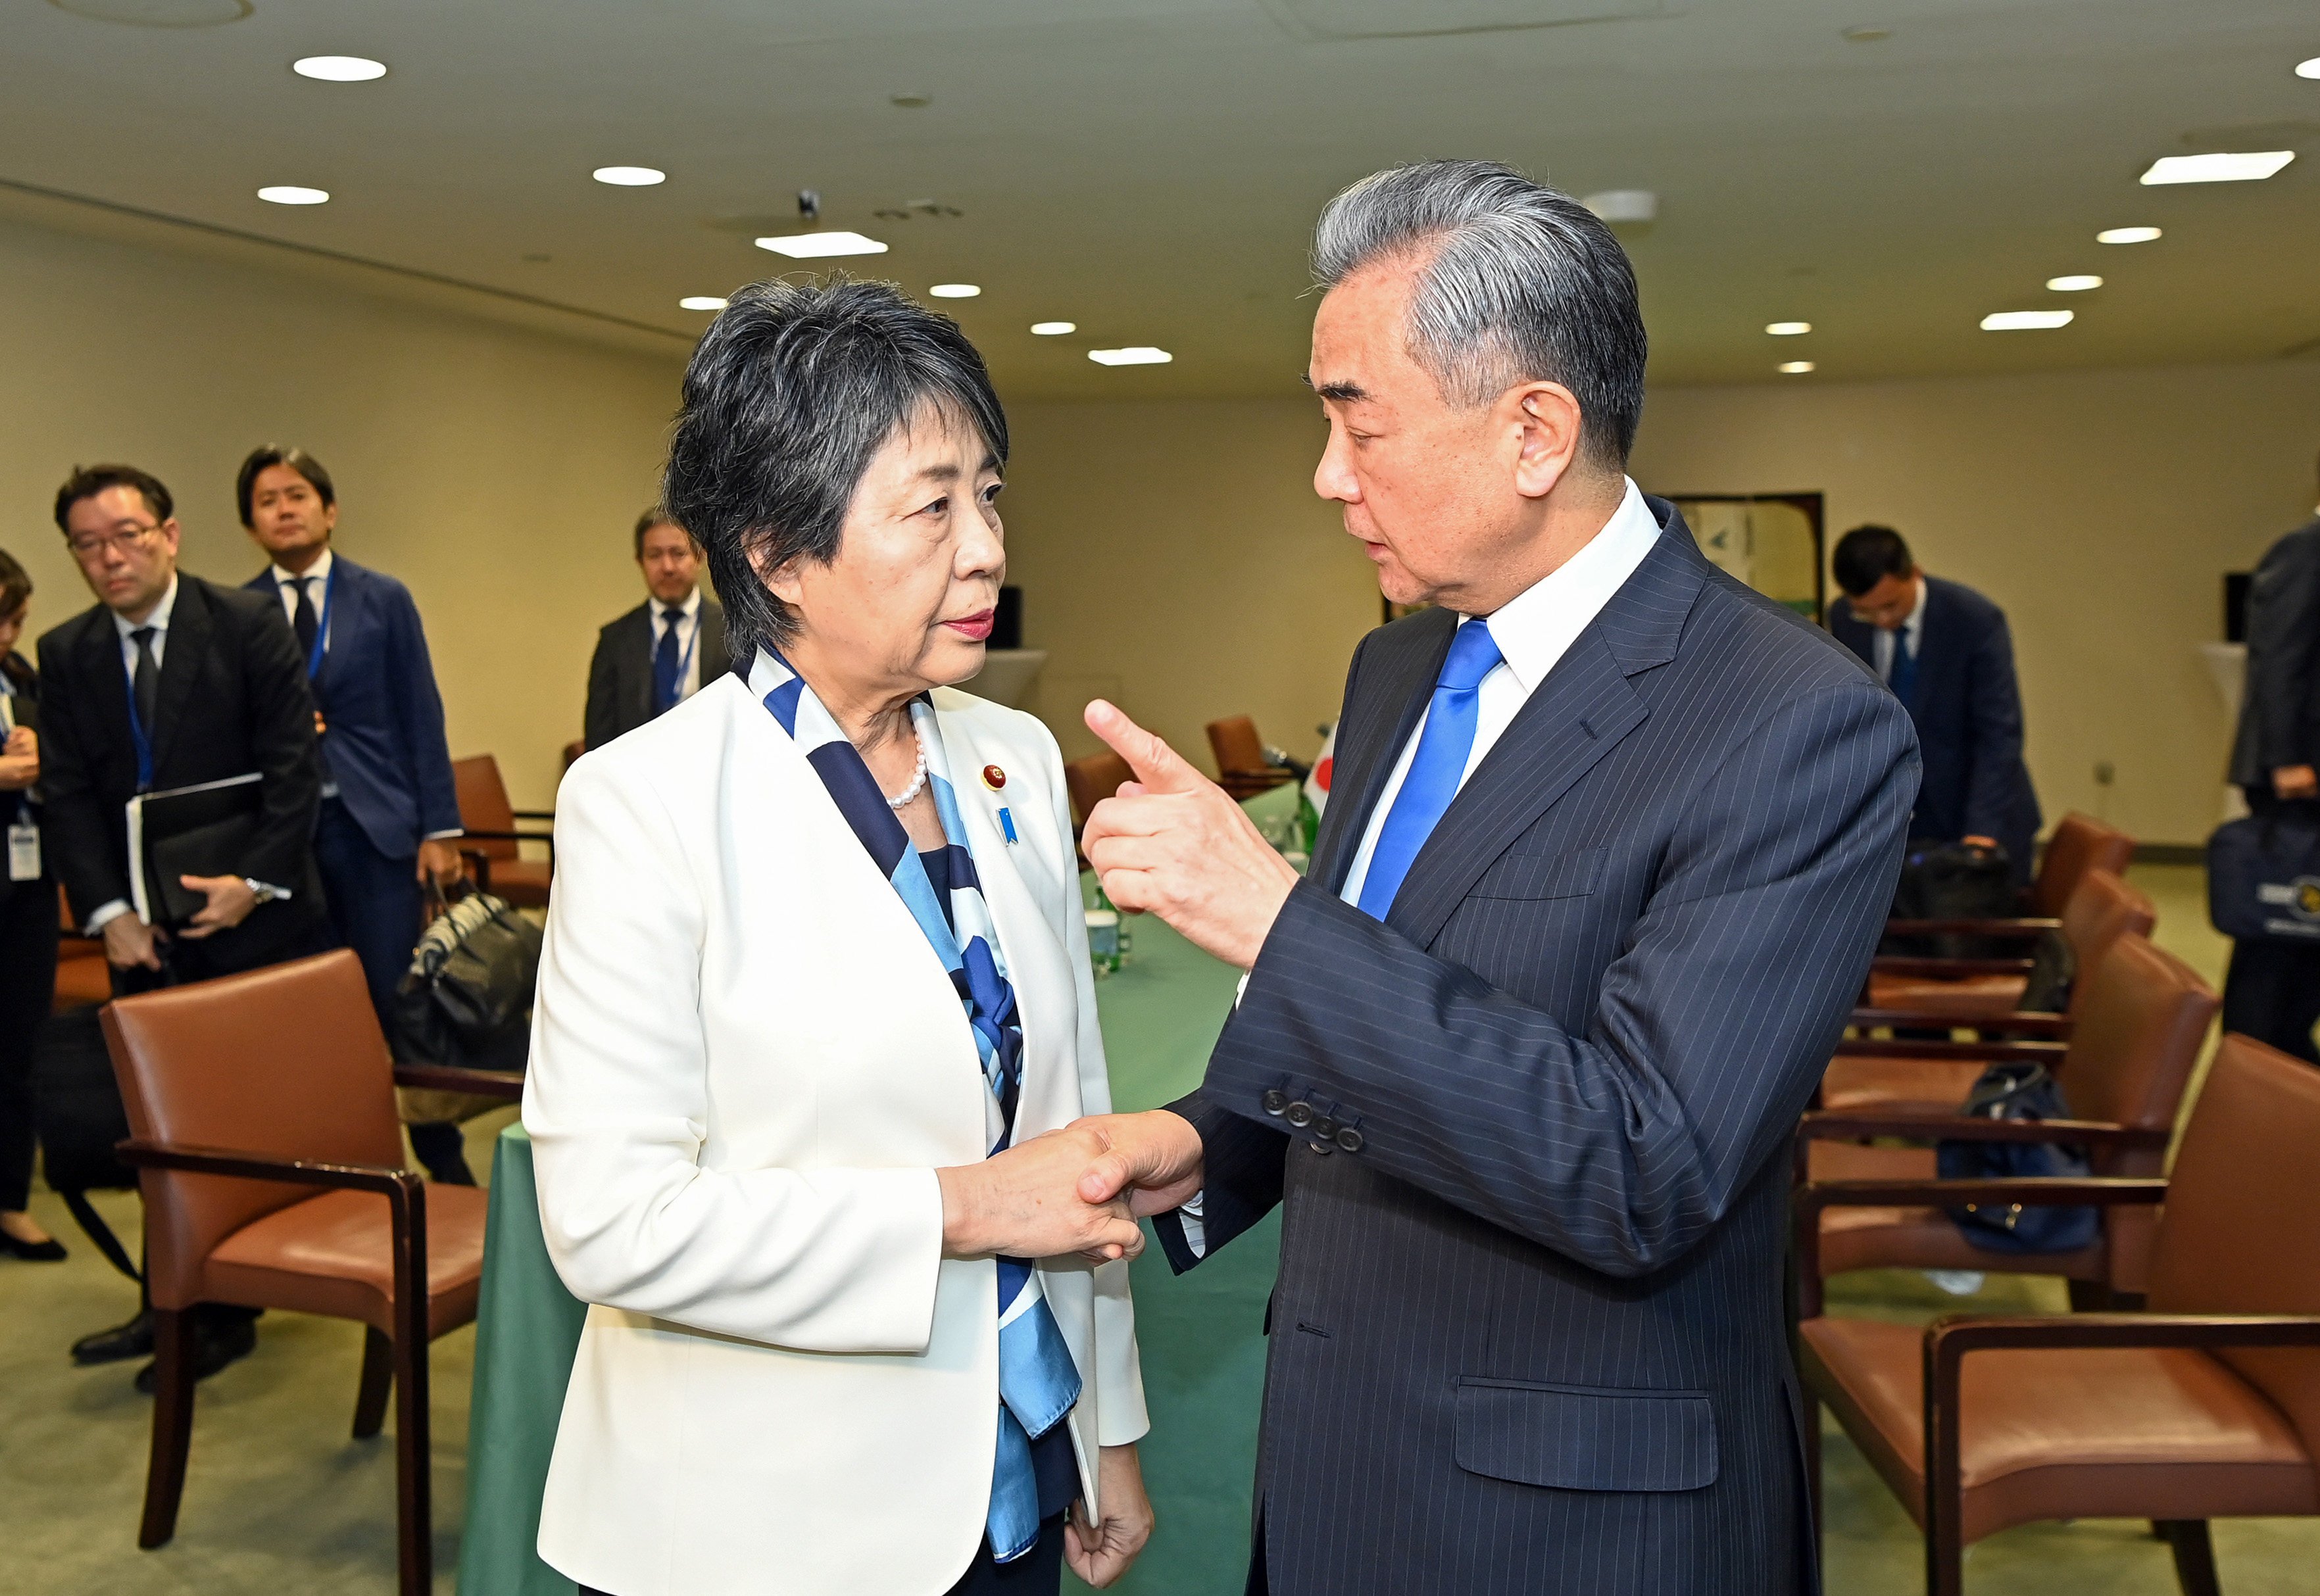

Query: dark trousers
312;795;423;1023
2223;788;2320;1067
579;1513;1066;1596
0;875;60;1211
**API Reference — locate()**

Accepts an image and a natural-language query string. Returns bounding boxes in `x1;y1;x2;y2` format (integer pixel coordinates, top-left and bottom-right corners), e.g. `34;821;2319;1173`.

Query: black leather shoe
0;1230;68;1262
134;1317;258;1395
72;1308;155;1366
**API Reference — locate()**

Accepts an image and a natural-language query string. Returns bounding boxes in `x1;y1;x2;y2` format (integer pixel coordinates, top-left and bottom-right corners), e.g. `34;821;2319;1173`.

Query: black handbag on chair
1884;838;2017;958
1937;1061;2100;1254
2206;811;2320;945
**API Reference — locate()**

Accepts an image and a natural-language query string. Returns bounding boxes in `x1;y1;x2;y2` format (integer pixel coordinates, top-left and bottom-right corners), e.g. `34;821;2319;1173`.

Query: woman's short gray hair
662;276;1008;660
1312;160;1647;469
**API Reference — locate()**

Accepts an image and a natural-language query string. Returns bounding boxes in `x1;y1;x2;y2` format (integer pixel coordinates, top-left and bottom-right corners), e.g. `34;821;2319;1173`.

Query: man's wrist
86;899;134;936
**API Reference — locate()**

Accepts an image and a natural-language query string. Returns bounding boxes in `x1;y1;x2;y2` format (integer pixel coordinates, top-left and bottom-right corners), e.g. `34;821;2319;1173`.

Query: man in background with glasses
36;462;326;1387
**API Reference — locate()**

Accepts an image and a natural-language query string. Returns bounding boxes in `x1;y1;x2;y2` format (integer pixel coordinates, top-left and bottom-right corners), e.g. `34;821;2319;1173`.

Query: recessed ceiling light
2096;226;2163;245
292;55;385;81
1581;190;1657;224
891;91;932;108
1981;310;2074;331
593;166;666;187
1030;322;1076;336
679;296;728;311
1088;347;1172;366
2140;151;2295;185
2296;56;2319;80
1841;26;1891;43
755;231;888;258
2046;274;2102;292
257;185;329;205
1765;321;1812;336
928;283;980;299
1778;361;1815;374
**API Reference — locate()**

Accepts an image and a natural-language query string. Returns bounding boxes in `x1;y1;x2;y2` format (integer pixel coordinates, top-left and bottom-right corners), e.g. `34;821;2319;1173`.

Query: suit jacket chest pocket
1468;844;1607;903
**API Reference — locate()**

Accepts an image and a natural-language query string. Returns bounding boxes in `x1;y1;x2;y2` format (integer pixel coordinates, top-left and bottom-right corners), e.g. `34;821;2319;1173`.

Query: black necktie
291;575;319;660
130;625;160;733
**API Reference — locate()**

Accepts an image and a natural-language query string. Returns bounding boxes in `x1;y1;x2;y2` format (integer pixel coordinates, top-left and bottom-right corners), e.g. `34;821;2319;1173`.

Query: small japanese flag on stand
1296;722;1336;854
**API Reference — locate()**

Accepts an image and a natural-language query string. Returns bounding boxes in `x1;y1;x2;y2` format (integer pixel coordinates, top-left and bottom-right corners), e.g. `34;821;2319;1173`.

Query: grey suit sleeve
2247;530;2320;774
1206;680;1918;1279
1960;605;2029;842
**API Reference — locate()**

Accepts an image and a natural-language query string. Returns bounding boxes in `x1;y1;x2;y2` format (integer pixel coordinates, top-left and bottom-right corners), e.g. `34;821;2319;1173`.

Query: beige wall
1000;399;1380;770
8;202;2312;846
0;211;683;810
1629;362;2320;846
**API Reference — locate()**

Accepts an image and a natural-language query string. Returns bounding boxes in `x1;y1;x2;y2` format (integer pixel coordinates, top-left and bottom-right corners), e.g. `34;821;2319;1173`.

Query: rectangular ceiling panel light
2138;151;2294;185
1980;310;2074;331
1088;347;1173;366
755;231;889;258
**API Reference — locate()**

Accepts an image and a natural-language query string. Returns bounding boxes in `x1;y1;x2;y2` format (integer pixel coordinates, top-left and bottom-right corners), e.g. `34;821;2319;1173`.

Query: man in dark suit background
1827;524;2040;884
238;444;474;1178
1070;162;1919;1595
2221;462;2320;1065
39;462;326;1383
581;508;729;752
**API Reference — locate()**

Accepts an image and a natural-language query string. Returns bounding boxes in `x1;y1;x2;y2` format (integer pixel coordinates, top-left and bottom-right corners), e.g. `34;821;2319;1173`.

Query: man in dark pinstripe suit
1074;162;1919;1595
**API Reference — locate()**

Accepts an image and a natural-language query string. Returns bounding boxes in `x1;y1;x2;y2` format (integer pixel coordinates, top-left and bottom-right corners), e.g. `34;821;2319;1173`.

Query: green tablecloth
457;785;1296;1596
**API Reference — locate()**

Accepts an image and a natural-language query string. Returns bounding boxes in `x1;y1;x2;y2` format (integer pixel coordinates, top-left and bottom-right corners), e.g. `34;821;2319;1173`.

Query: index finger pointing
1083;700;1206;795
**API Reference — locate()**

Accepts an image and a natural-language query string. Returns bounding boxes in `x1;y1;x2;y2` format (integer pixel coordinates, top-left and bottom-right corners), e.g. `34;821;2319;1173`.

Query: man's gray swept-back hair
1312;160;1648;470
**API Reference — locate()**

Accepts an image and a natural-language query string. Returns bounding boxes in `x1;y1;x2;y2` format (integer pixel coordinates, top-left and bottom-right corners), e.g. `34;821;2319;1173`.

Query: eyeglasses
65;525;160;562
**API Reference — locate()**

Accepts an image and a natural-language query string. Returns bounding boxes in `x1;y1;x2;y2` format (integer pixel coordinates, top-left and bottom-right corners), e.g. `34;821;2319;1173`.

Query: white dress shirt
1181;480;1662;1255
1338;478;1664;907
1869;575;1927;685
654;587;706;703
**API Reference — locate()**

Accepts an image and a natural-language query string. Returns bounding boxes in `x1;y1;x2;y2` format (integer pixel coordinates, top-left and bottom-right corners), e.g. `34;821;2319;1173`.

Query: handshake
935;1110;1207;1263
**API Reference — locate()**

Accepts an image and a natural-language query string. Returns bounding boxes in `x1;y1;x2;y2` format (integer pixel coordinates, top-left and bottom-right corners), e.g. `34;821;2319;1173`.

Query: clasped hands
935;1111;1206;1263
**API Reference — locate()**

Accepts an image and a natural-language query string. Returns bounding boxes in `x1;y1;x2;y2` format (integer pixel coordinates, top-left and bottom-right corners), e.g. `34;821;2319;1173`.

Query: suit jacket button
1285;1101;1314;1128
1335;1126;1365;1153
1261;1090;1288;1117
1308;1138;1334;1155
1312;1116;1338;1139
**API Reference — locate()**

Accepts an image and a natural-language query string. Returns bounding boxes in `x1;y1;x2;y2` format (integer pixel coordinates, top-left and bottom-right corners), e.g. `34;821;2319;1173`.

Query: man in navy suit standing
239;447;470;1180
1070;162;1918;1595
1826;523;2040;884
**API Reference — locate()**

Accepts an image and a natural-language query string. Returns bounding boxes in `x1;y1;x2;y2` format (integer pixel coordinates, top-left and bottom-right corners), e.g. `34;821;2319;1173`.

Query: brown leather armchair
1064;750;1132;845
102;950;524;1596
1205;714;1293;800
1803;934;2216;1307
1862;866;2154;1025
452;753;554;907
1796;1033;2320;1596
2023;810;2136;917
53;881;111;1011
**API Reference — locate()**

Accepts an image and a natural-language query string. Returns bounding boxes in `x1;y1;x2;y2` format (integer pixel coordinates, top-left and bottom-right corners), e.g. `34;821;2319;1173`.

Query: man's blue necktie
1356;618;1504;921
651;607;683;715
1887;629;1919;711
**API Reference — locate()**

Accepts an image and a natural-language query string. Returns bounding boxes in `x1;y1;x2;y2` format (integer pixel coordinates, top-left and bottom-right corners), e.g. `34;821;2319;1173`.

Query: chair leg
393;1328;432;1596
2156;1520;2222;1596
138;1309;196;1550
2065;1278;2113;1312
353;1327;393;1439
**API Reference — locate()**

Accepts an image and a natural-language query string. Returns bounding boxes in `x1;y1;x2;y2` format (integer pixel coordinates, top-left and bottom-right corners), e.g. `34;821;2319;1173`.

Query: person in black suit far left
237;444;475;1182
582;508;731;754
38;463;328;1386
1826;523;2042;884
0;546;68;1264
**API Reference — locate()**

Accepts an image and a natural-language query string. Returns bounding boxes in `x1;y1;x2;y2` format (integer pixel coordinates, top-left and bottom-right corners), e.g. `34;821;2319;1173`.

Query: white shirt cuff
86;899;133;936
1175;1190;1208;1258
423;829;464;842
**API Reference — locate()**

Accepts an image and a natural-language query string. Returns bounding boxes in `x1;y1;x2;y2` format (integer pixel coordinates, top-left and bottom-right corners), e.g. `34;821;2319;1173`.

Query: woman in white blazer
525;278;1153;1596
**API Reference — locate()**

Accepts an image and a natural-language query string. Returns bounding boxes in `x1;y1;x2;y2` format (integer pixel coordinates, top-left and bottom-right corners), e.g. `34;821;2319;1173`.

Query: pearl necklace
884;728;929;810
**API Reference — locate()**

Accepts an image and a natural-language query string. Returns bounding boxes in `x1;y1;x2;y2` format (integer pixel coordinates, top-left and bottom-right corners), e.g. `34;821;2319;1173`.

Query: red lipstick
943;609;996;641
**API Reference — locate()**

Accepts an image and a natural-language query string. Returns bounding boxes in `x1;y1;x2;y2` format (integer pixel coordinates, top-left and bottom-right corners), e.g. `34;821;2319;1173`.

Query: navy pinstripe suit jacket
1154;498;1919;1596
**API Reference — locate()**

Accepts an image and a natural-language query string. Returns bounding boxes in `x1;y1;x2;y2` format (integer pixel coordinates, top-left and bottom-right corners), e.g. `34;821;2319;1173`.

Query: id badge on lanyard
5;816;35;883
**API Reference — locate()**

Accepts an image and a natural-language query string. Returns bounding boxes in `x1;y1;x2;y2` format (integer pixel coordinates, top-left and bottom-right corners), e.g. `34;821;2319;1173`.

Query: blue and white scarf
756;649;1079;1562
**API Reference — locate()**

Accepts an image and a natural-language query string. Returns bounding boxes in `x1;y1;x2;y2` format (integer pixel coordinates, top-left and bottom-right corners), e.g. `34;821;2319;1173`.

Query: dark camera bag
1937;1061;2099;1254
2206;811;2320;945
1885;840;2017;959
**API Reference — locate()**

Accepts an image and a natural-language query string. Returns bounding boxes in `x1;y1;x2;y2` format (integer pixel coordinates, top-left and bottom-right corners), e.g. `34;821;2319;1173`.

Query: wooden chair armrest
510;809;557;823
1833;1038;2065;1063
1796;1112;2167;1151
1885;917;2061;939
116;1140;424;1201
393;1063;526;1101
457;828;553;851
1790;1176;2165;1318
1927;1312;2320;1359
1850;1007;2071;1038
1871;955;2037;979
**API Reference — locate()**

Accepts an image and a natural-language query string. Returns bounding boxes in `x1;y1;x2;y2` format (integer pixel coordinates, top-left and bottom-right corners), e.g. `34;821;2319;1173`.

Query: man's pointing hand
1080;700;1299;970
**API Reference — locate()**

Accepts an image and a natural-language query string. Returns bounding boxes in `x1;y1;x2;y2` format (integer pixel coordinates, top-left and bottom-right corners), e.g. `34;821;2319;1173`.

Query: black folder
126;773;264;929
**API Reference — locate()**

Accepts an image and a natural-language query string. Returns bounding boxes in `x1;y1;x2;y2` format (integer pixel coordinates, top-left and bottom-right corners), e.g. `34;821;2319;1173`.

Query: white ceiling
4;0;2317;399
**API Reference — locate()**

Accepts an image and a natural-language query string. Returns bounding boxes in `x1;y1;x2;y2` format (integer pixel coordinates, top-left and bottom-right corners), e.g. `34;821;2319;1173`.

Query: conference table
455;785;1298;1596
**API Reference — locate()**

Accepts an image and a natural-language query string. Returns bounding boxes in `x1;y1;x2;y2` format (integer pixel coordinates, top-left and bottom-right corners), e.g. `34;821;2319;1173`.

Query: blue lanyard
298;562;337;681
121;645;154;792
664;608;698;692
